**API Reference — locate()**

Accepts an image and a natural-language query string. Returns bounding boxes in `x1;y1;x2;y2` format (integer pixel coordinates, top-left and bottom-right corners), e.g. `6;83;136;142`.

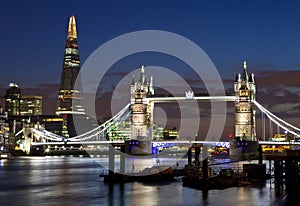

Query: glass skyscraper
56;16;85;137
56;15;84;116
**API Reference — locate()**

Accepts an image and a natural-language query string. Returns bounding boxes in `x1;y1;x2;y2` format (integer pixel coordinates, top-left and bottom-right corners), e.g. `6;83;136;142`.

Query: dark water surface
0;156;289;205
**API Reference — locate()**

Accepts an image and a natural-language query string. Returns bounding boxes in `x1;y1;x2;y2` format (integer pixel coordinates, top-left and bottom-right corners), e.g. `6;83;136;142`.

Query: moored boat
100;165;175;183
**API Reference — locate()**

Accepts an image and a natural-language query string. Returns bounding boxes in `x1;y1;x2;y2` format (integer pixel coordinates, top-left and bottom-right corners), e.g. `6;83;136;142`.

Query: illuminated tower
56;16;85;137
127;66;154;155
234;61;256;141
131;82;148;140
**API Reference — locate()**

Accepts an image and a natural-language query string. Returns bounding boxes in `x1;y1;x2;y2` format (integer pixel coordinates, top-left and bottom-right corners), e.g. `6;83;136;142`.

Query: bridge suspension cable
32;128;64;141
254;100;300;137
68;103;130;141
31;103;131;142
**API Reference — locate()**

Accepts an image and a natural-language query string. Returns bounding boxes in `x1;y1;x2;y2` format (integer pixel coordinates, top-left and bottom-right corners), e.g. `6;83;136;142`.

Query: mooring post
258;145;263;164
188;148;192;165
195;146;201;166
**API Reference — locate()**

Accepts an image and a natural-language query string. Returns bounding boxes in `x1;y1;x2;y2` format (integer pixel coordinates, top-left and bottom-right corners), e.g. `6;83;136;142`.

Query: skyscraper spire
243;60;247;70
67;15;77;39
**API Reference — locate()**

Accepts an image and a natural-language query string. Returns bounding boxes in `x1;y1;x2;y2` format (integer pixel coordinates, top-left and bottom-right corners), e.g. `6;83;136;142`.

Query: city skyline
2;2;300;203
1;0;300;128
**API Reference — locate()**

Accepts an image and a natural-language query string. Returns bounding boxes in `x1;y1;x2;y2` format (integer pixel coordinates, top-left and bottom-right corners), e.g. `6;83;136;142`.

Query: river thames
0;156;291;205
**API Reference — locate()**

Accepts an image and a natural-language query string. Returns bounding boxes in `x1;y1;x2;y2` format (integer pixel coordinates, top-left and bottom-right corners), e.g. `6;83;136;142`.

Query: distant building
10;115;64;136
5;83;21;116
163;128;178;140
0;106;15;152
20;95;42;116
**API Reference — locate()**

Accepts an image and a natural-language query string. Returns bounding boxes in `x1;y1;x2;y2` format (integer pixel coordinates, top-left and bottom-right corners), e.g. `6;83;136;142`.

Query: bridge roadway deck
145;96;236;103
31;140;300;146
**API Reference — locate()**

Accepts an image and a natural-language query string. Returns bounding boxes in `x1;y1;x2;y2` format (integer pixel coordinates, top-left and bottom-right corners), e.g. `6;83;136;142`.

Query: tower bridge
16;61;300;158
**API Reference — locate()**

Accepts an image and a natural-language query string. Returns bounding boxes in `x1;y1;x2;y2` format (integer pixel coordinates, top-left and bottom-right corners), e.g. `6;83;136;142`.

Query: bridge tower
231;61;258;160
127;66;154;154
130;66;154;140
234;61;256;141
131;82;148;140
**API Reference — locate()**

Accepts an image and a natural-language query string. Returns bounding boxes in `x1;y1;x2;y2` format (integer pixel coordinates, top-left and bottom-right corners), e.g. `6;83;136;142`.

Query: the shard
56;16;85;137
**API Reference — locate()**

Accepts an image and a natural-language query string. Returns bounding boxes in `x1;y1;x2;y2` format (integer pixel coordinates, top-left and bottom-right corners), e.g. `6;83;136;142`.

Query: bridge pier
108;146;115;177
120;145;125;174
108;145;126;176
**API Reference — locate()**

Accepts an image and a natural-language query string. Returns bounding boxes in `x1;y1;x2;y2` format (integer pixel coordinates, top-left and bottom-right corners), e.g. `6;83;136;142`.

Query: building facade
56;16;86;138
20;95;42;116
56;15;84;116
5;83;21;116
0;106;10;150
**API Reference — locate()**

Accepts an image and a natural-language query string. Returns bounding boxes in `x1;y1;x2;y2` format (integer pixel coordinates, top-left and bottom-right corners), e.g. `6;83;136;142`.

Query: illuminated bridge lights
19;95;300;148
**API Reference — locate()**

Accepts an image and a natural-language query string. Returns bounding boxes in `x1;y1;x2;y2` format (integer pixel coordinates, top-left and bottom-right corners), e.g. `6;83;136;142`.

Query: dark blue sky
1;0;300;88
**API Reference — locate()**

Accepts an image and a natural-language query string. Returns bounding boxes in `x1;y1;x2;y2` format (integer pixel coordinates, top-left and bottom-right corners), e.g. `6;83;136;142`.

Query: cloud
256;70;300;88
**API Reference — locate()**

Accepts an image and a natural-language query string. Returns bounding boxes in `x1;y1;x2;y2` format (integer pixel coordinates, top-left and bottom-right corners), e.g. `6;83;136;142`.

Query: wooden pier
265;150;300;196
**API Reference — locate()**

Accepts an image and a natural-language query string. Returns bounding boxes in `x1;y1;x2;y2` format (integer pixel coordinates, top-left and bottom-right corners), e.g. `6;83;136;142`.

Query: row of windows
65;48;79;55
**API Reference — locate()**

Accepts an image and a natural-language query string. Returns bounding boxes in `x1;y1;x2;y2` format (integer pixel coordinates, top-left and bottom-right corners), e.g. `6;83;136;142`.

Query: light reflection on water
0;156;287;205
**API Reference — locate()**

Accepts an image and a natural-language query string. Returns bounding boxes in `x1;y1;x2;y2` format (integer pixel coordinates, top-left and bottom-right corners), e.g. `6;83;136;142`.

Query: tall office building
20;95;42;116
5;83;21;116
56;15;84;116
56;16;85;137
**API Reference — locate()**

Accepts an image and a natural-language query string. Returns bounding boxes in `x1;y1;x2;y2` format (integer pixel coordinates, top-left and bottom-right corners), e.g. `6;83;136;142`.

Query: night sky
1;0;300;136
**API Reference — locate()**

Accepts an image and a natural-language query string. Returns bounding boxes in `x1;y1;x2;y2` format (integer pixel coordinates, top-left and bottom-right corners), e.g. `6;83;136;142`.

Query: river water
0;156;291;205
